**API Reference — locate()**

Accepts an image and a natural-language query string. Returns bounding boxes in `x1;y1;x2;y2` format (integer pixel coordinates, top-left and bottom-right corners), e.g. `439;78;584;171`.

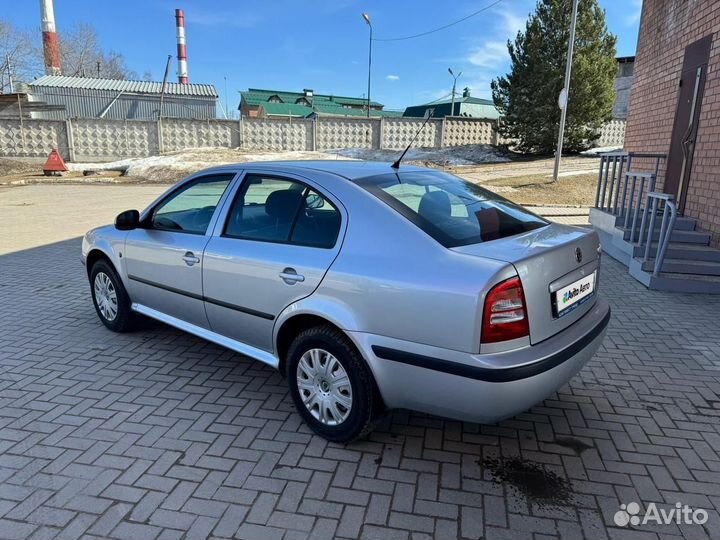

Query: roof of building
404;95;500;119
29;75;218;97
241;88;384;108
616;56;635;63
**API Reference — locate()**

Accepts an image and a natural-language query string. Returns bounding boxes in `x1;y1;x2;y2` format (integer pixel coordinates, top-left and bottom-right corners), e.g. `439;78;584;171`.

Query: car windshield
356;171;548;248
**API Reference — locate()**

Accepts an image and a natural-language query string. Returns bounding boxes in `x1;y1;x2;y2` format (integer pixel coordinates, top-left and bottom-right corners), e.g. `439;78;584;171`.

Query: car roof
200;160;429;182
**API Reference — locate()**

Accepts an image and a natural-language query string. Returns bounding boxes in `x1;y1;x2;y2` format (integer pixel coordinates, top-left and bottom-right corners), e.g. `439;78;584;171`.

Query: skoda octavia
82;161;610;442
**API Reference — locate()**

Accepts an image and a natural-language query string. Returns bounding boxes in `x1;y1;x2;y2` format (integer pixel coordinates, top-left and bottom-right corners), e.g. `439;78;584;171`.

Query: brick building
590;0;720;293
625;0;720;245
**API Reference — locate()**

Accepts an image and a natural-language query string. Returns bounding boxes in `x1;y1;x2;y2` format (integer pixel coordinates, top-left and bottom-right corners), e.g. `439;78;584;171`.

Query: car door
123;173;237;329
202;172;345;352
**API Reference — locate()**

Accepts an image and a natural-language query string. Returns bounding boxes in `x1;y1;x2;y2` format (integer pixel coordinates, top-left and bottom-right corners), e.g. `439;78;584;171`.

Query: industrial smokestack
175;9;188;84
40;0;61;75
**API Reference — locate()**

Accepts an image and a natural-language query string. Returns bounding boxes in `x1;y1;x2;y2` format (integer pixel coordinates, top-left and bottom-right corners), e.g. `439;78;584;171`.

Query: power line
373;0;505;42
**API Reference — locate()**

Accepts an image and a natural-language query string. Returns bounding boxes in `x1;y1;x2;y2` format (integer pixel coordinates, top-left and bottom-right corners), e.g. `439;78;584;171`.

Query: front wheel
89;259;137;332
286;326;379;443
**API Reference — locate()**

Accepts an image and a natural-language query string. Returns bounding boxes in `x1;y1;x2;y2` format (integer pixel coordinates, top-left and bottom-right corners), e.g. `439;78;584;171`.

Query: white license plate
554;272;596;316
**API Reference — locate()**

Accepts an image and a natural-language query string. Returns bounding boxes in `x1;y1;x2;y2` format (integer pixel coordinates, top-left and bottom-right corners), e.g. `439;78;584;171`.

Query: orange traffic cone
43;149;68;176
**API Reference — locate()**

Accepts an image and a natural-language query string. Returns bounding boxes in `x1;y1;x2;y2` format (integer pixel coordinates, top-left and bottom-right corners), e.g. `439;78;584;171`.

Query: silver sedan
82;161;610;442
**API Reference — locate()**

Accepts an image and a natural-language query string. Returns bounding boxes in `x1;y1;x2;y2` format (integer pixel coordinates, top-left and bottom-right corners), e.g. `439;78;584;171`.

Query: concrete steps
589;207;720;293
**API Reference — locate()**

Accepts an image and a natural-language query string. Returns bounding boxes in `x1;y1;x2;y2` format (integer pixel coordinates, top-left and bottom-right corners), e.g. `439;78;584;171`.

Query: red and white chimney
40;0;61;75
175;9;188;84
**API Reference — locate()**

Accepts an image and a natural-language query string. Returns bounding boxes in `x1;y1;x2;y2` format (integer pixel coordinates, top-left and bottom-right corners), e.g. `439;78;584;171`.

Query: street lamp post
552;0;579;181
448;68;462;117
362;13;372;118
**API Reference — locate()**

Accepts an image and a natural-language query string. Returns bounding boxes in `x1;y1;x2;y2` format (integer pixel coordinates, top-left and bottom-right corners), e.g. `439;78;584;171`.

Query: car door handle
182;252;200;266
279;267;305;284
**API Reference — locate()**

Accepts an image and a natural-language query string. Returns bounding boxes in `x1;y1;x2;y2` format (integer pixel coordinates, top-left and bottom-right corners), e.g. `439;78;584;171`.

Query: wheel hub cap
94;272;118;321
296;348;352;426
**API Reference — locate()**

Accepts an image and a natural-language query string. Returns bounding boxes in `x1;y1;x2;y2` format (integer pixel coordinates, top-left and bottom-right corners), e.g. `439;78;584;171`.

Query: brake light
481;276;529;344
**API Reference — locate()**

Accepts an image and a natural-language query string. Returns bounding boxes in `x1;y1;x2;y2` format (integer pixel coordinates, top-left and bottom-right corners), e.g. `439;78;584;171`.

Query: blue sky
11;0;642;114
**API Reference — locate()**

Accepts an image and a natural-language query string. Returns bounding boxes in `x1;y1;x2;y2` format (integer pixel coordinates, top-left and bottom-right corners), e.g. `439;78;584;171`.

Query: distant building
612;56;634;120
403;88;500;119
25;75;218;120
239;88;402;118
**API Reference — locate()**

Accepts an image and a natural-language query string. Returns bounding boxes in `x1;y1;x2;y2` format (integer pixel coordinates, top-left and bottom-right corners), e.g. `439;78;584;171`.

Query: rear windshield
356;171;548;248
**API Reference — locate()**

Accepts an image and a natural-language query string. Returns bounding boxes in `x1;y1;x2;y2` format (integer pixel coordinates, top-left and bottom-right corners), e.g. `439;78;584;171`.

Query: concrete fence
0;115;626;161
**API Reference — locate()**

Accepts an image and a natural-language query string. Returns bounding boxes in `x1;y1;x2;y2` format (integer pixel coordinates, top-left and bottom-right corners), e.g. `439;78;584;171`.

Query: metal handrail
595;152;666;219
641;192;677;277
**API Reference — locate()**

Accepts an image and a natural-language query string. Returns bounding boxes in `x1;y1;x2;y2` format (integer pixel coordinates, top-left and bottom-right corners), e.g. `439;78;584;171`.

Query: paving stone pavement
1;238;719;540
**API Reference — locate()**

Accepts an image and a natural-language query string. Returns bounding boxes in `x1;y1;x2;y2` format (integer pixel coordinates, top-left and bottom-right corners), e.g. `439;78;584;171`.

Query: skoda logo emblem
575;247;583;263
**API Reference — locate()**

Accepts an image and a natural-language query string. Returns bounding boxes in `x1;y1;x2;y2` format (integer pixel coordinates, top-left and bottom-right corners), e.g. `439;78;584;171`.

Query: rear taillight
481;276;529;344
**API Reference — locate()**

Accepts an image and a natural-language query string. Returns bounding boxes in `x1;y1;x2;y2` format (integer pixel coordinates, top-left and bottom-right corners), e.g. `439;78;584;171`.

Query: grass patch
484;173;598;206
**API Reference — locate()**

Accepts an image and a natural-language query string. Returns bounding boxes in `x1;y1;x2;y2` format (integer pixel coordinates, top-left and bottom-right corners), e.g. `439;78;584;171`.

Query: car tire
89;259;137;333
287;325;379;443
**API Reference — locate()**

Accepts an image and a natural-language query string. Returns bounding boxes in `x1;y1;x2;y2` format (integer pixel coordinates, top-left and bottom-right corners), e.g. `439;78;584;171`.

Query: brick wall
625;0;720;245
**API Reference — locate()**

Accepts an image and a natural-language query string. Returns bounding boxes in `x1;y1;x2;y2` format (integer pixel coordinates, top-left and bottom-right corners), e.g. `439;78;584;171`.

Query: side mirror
305;193;325;209
115;209;140;231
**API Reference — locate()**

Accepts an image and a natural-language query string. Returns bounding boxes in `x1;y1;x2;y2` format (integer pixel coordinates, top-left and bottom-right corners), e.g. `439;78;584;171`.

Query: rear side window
356;171;548;247
223;175;341;248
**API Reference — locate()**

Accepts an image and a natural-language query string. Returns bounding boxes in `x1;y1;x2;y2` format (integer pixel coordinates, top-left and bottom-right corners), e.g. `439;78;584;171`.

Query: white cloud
386;74;400;81
625;0;642;26
468;41;508;68
501;10;525;37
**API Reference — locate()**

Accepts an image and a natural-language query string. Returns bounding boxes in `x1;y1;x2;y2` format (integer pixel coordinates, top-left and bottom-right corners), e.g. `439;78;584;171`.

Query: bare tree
0;19;42;92
59;23;135;79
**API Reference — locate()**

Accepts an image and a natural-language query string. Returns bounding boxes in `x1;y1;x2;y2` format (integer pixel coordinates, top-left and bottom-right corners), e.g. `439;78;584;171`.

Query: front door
665;34;712;213
124;173;236;328
202;173;344;353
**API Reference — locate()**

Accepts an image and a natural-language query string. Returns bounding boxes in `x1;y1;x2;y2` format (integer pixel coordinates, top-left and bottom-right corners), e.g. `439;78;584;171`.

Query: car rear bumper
350;298;610;424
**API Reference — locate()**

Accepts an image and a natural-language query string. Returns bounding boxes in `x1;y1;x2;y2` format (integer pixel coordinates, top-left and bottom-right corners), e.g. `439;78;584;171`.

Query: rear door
202;172;345;352
124;173;236;328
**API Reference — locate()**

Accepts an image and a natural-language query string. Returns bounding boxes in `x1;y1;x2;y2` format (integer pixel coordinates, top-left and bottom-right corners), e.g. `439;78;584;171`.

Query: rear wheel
286;325;378;442
89;259;137;332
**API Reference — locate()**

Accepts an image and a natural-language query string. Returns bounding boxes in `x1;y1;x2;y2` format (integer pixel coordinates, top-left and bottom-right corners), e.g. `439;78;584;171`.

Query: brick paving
1;239;719;540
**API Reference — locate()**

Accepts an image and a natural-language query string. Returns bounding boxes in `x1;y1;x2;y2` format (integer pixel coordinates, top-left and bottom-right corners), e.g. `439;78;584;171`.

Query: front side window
224;175;341;248
356;171;548;247
151;174;234;235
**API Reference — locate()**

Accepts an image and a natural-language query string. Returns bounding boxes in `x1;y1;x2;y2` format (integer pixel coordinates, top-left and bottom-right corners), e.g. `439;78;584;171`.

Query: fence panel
382;118;442;150
316;118;380;151
162;119;239;152
71;119;158;161
242;118;313;151
442;117;496;146
598;119;626;148
0;119;69;158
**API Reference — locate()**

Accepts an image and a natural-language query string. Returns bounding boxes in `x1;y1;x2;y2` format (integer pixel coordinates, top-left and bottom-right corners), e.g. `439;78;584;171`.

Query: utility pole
158;54;172;120
552;0;579;181
362;13;372;118
448;68;462;117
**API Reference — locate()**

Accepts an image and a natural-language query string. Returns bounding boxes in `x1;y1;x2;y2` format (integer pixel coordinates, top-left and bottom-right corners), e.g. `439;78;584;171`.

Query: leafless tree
59;23;135;79
0;19;43;92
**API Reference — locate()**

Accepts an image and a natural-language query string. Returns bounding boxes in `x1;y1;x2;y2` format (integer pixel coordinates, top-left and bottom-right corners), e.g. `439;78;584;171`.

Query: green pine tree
491;0;617;154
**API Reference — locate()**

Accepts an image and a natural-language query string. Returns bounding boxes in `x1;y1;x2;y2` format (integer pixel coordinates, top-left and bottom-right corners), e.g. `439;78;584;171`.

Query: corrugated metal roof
241;88;383;108
29;75;218;97
259;102;313;117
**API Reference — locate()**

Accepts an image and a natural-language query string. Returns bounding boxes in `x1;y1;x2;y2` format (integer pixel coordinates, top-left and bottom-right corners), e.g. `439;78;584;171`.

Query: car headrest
266;189;303;221
418;190;452;221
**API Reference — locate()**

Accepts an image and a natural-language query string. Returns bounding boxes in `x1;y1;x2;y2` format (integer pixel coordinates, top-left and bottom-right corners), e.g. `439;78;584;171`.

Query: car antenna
391;108;435;169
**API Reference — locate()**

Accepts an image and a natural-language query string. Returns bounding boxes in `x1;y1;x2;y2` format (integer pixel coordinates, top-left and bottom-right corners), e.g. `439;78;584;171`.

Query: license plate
554;272;595;317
